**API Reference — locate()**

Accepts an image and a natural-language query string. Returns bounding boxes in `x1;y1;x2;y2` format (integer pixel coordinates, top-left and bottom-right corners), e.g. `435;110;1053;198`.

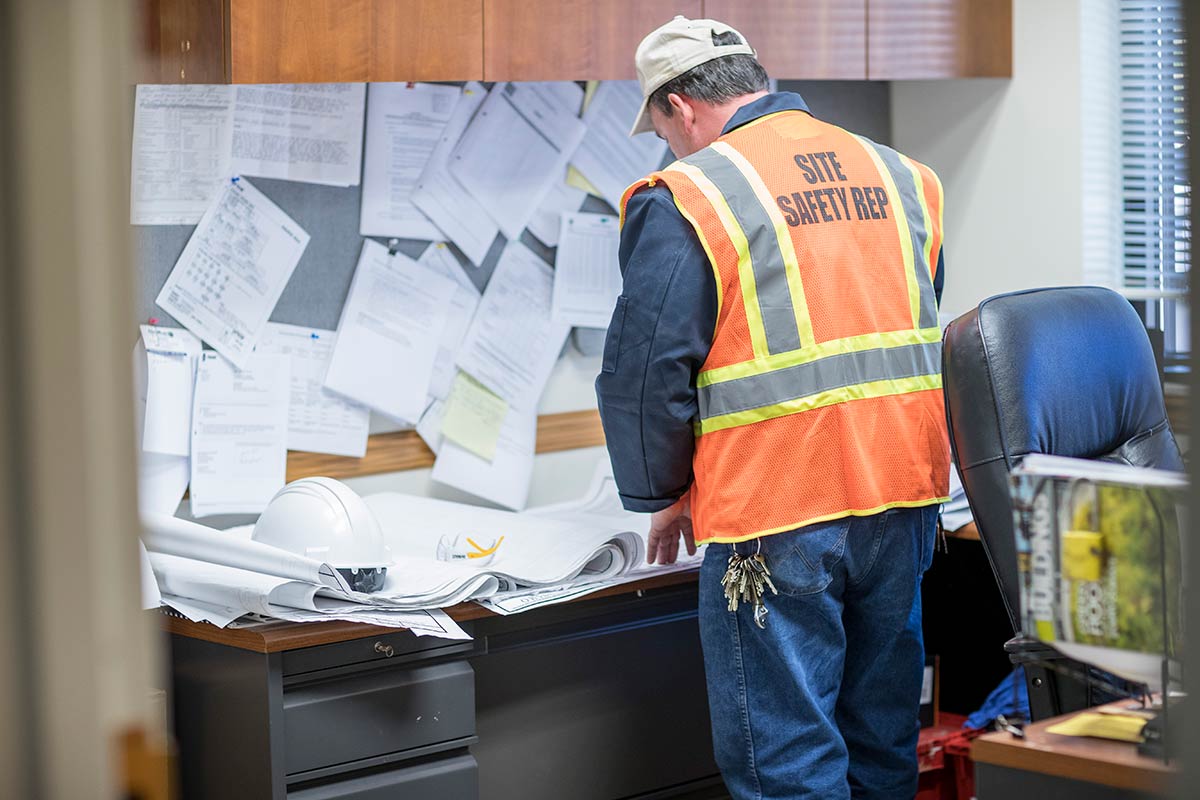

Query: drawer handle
374;642;395;658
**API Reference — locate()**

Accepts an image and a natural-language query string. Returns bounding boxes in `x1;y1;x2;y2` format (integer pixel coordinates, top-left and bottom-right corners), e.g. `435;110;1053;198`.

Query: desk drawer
284;660;475;775
289;754;478;799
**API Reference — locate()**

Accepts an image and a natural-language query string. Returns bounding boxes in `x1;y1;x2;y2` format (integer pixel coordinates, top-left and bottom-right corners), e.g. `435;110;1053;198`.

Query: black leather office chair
942;286;1184;720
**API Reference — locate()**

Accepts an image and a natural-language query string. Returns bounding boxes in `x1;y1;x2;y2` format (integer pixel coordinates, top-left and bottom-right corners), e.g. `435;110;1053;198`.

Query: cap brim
629;95;655;136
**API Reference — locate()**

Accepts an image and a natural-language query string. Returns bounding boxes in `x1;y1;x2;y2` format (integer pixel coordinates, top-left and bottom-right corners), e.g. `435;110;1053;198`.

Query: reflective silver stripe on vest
698;340;942;420
683;148;804;355
860;139;939;330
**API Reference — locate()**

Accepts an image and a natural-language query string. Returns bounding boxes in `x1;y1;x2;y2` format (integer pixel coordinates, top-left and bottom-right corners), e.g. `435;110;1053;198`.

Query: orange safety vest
620;110;950;544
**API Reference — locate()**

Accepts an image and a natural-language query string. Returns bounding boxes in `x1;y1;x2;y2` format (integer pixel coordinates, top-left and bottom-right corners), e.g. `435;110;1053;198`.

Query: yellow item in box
1061;529;1105;582
1046;711;1147;743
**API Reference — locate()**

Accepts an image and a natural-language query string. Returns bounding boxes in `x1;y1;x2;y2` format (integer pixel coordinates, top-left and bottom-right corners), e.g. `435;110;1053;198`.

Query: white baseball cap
629;16;756;136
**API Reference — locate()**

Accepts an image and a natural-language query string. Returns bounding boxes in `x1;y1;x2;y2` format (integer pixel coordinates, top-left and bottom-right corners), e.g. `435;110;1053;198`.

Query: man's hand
647;494;696;565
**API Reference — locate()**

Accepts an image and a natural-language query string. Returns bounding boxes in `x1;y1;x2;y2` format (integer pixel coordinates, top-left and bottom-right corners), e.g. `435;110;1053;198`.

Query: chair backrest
942;286;1183;630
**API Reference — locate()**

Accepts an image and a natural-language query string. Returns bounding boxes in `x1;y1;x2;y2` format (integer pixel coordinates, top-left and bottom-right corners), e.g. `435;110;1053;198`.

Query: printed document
259;323;370;457
359;82;462;240
324;239;457;424
231;83;365;186
416;398;447;454
570;80;670;209
455;241;570;410
411;82;498;266
550;212;622;328
448;82;587;240
441;372;508;461
431;407;538;510
141;325;202;456
418;242;481;400
527;179;587;247
133;338;191;515
130;84;234;225
156;178;310;367
189;352;290;517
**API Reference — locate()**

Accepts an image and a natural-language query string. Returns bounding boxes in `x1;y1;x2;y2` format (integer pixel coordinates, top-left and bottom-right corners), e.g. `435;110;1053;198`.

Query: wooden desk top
162;568;700;654
972;700;1177;794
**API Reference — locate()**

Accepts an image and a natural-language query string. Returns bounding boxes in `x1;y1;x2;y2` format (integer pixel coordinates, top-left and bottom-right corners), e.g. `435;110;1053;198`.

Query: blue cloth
596;91;944;513
699;506;938;800
965;668;1030;730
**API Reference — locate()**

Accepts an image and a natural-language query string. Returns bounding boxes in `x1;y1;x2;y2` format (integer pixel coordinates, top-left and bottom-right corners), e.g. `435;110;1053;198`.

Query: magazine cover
1011;455;1186;689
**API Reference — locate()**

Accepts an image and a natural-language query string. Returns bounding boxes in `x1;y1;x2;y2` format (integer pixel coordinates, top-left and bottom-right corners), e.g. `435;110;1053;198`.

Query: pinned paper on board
140;325;202;457
441;372;509;461
550;212;622;329
155;177;310;368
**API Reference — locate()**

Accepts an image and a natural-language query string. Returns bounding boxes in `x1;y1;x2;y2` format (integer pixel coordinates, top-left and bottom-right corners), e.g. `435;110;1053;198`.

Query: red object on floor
915;713;983;800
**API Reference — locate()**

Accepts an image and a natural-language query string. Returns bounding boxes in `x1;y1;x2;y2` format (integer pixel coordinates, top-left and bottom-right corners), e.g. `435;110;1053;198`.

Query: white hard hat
253;477;393;593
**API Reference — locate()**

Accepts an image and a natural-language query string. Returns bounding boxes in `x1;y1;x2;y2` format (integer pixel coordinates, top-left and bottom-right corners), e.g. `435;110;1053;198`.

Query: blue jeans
698;505;938;800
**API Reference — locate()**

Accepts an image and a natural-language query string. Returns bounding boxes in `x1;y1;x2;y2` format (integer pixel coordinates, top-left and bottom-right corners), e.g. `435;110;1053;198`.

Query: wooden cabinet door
867;0;1012;79
371;1;484;81
703;1;867;80
228;0;371;83
137;0;227;84
483;0;702;81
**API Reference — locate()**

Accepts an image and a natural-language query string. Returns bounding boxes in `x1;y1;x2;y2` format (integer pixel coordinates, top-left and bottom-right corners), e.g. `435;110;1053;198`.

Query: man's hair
648;31;769;118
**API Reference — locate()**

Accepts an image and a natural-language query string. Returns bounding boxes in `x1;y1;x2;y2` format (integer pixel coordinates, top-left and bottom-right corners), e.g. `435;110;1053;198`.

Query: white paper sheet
189;352;290;516
150;551;325;618
416;398;447;454
155;178;310;367
130;84;235;225
140;325;202;456
142;512;353;593
162;594;245;628
360;83;462;239
411;82;497;266
258;323;370;457
527;179;588;247
324;239;457;423
455;241;570;411
230;83;366;186
133;339;191;515
431;406;537;510
266;606;471;638
140;540;162;610
570;80;670;210
417;243;481;401
551;212;622;328
447;82;587;240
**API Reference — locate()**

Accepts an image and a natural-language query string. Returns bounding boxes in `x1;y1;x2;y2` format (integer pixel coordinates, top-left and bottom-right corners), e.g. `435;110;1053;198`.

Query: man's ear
667;92;695;129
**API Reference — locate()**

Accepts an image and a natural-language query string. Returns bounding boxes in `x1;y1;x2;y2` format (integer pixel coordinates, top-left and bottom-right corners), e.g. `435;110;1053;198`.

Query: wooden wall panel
483;0;702;81
229;0;371;83
703;1;867;80
285;409;605;483
371;1;484;81
867;0;1012;79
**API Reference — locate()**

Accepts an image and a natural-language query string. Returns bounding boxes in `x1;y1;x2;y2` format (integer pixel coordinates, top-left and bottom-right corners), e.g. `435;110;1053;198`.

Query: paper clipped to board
455;240;571;412
140;325;203;457
323;239;457;424
570;80;670;210
132;339;191;517
258;323;371;458
230;83;366;187
156;177;310;368
411;82;499;266
417;242;482;402
130;84;235;225
527;179;588;248
189;351;290;517
447;81;588;241
431;406;538;511
551;212;622;329
360;82;463;240
441;372;509;461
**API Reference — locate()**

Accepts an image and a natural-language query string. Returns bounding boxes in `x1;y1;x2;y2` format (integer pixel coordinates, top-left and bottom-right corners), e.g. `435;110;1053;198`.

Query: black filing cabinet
168;581;721;800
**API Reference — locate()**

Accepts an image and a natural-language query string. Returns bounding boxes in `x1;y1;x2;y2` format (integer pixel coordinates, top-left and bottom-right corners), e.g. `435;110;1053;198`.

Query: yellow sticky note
442;372;508;461
1046;711;1146;743
566;166;603;198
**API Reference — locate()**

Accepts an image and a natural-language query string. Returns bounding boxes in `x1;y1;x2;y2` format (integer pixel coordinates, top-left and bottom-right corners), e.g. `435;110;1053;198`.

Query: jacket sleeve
595;185;717;513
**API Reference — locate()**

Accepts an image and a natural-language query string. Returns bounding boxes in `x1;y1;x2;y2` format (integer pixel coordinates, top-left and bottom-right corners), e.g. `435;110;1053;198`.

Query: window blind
1119;0;1189;298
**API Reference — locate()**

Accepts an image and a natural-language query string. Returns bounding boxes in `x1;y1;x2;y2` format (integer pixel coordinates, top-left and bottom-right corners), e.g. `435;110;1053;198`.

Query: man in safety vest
596;16;949;800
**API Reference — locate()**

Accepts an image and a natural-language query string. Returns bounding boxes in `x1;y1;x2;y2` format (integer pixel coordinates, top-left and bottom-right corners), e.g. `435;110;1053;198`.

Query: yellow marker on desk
437;533;505;566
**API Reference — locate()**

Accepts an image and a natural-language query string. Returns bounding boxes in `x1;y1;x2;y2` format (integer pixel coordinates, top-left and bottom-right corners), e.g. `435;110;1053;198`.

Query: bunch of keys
720;546;778;629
